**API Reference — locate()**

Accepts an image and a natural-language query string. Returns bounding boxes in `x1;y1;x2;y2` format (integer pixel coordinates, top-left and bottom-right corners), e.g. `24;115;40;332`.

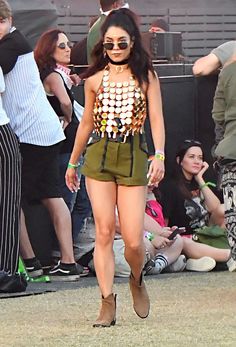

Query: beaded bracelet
67;162;79;169
144;231;155;241
199;181;216;190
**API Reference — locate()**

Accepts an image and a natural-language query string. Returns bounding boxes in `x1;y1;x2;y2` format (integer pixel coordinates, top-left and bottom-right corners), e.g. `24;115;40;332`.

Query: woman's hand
195;161;209;183
147;157;165;186
152;235;171;249
159;227;172;238
63;118;70;130
70;74;81;87
65;167;80;192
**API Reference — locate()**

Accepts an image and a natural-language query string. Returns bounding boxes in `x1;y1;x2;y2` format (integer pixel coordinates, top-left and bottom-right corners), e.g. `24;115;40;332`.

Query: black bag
0;271;27;293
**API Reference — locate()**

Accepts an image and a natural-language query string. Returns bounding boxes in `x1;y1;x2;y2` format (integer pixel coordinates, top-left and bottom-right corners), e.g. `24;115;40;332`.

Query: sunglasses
146;202;158;217
103;41;129;50
184;139;201;145
57;41;74;49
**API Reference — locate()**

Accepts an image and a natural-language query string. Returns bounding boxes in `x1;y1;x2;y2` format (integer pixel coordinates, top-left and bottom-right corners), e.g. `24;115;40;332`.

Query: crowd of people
1;0;236;327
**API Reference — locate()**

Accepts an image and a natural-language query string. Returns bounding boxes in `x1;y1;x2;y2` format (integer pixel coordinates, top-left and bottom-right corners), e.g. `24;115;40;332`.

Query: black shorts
20;142;62;203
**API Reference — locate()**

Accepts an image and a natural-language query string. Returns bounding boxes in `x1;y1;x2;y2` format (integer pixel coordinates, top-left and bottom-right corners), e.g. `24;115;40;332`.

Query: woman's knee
124;238;144;253
175;234;184;247
95;225;115;246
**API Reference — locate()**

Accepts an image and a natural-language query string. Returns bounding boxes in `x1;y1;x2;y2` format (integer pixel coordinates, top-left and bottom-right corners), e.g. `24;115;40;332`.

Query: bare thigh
117;185;147;245
85;177;117;239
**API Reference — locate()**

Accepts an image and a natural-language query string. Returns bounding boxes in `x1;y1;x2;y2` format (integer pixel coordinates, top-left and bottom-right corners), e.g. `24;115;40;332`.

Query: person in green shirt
87;0;129;64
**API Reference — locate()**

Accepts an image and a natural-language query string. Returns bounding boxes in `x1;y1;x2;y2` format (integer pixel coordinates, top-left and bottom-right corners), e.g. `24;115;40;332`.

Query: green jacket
212;61;236;159
87;15;106;65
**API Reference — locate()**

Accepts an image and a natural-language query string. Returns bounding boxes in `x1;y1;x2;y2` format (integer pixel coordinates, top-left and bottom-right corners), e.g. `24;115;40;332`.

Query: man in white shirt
0;0;80;281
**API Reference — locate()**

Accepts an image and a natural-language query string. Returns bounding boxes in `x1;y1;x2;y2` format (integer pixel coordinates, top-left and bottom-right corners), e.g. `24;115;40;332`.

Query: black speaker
142;32;182;60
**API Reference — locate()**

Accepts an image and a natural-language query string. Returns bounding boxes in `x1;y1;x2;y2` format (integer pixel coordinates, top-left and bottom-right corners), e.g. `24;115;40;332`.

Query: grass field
1;272;236;347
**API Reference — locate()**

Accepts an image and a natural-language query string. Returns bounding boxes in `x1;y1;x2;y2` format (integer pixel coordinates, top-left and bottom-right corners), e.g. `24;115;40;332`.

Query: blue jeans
59;153;77;211
53;156;92;255
72;175;92;243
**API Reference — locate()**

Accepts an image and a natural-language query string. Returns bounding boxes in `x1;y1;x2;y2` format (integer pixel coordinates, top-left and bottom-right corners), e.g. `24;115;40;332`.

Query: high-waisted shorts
81;133;149;186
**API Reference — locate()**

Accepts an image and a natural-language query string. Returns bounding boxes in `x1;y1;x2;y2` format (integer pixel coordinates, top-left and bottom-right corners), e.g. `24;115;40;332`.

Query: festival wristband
144;231;155;241
155;153;165;161
67;162;79;169
199;181;216;190
148;151;165;162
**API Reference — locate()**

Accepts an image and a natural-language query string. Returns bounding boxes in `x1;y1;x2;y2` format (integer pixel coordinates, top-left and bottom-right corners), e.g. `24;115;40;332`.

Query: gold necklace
115;65;124;73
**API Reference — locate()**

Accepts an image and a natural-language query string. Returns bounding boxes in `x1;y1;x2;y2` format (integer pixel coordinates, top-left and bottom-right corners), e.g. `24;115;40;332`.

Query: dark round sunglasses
57;41;74;49
103;42;129;50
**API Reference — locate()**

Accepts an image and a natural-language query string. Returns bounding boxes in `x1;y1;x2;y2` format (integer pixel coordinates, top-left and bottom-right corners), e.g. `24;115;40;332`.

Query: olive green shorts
81;134;149;186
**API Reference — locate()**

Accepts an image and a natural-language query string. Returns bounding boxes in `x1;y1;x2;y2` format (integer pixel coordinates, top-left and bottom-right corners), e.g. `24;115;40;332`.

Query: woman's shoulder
40;66;57;82
85;69;105;90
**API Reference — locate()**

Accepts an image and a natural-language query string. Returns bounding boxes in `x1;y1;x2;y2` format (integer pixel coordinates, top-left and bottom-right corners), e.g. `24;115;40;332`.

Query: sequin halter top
93;66;147;141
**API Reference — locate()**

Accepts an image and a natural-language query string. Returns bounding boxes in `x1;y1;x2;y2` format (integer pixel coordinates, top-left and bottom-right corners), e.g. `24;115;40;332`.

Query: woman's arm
65;77;96;191
44;72;72;124
146;71;165;184
144;212;172;237
147;71;165;155
194;161;221;213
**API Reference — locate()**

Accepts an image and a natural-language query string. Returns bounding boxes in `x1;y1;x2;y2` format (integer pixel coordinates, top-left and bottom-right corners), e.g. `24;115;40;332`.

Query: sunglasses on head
184;139;201;145
103;41;129;50
57;41;73;49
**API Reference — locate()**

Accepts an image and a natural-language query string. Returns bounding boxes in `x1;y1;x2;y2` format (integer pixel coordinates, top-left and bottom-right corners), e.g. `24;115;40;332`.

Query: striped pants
0;124;21;274
221;163;236;261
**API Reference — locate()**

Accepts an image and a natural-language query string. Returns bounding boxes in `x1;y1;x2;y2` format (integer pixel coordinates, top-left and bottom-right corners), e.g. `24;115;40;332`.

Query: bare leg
117;185;146;280
20;209;36;259
157;235;183;265
85;178;117;298
182;238;230;262
118;185;150;319
42;197;74;263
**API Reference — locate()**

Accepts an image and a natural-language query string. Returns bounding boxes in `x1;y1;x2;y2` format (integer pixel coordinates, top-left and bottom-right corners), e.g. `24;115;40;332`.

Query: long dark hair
34;29;65;71
173;140;204;199
81;8;155;85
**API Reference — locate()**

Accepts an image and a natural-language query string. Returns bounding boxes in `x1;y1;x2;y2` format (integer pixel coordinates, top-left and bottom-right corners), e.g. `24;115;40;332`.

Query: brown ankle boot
129;272;150;318
93;293;117;327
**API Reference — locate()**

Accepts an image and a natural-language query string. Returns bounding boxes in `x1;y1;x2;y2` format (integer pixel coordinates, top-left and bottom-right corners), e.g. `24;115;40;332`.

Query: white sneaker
186;256;216;272
164;255;187;273
227;257;236;272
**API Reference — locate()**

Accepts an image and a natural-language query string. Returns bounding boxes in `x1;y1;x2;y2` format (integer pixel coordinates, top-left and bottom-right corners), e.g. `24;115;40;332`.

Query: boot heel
93;293;117;327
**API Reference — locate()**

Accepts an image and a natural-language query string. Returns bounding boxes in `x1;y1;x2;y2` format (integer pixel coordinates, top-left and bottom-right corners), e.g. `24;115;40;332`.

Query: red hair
34;28;65;71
